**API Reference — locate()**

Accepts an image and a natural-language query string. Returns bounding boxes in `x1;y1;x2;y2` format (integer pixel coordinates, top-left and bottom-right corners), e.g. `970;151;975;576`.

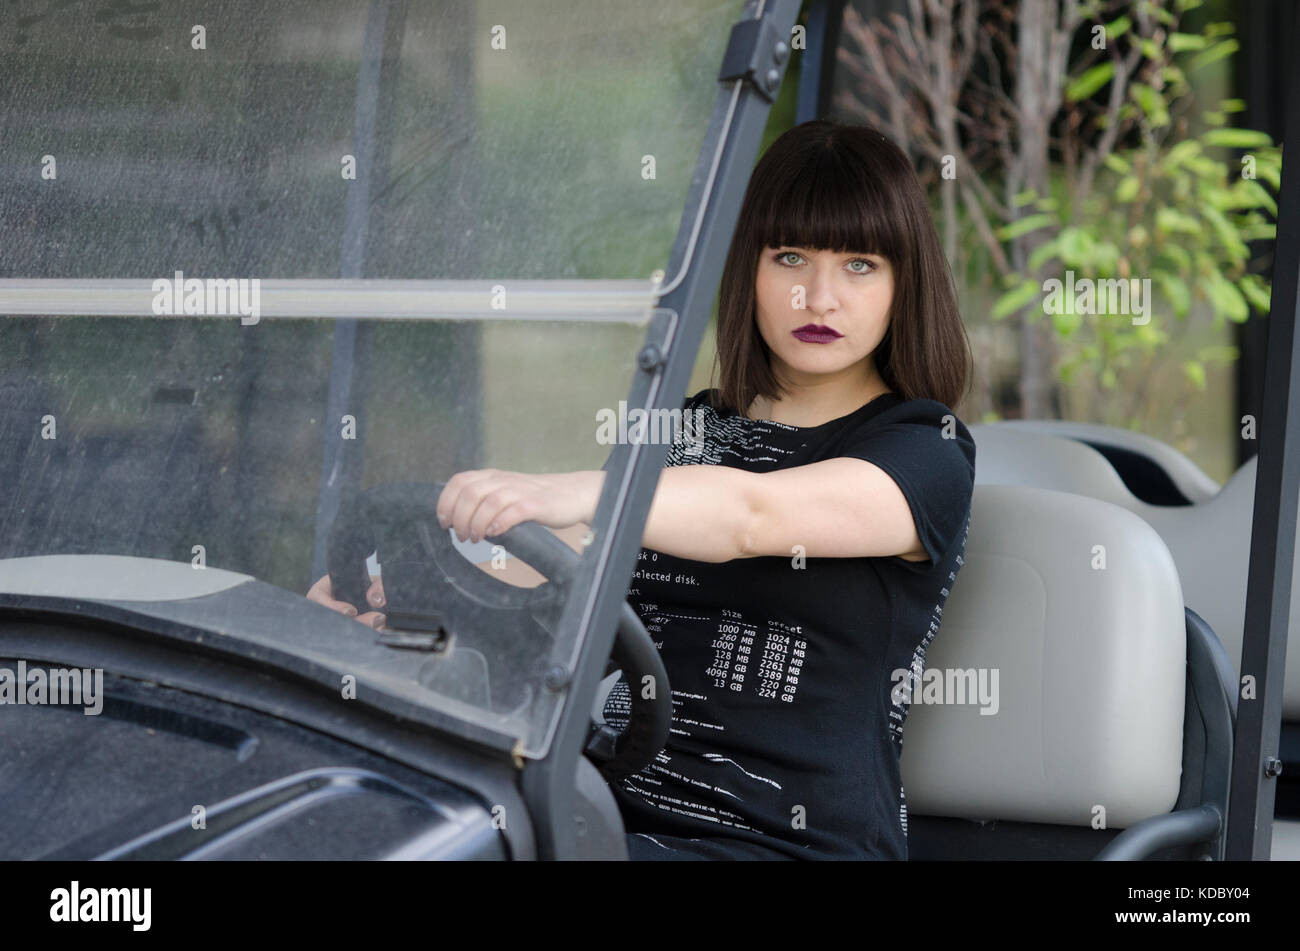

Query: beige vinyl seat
992;419;1221;504
902;484;1234;859
968;424;1299;721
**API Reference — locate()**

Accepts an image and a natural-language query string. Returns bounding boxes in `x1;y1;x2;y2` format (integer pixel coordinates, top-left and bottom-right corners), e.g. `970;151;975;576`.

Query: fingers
366;577;385;609
439;472;489;542
306;574;358;617
307;574;384;628
356;610;387;630
438;470;536;544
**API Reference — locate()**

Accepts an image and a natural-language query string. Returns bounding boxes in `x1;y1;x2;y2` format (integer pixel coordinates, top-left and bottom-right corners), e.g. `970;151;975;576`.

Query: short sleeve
835;400;976;571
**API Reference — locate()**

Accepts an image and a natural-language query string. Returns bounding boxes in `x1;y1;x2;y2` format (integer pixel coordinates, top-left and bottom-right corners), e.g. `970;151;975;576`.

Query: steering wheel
326;482;670;784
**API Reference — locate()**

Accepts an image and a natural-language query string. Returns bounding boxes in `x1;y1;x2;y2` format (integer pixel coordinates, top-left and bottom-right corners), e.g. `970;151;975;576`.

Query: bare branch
954;0;980;87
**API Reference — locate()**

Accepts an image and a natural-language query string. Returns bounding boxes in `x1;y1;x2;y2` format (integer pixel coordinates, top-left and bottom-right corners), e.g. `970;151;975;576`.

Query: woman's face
753;245;894;389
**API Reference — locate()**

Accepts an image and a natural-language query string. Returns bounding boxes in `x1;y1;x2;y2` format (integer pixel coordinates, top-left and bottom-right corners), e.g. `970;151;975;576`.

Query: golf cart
0;0;1294;862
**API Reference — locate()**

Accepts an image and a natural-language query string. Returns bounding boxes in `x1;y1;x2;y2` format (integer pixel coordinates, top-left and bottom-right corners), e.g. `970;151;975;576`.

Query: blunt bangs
747;145;902;266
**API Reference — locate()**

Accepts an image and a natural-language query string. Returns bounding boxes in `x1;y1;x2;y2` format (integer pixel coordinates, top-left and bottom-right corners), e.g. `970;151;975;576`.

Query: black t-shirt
602;387;975;860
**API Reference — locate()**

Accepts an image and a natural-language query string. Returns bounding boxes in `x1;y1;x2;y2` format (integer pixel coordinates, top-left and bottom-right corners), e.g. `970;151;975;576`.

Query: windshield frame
0;0;804;861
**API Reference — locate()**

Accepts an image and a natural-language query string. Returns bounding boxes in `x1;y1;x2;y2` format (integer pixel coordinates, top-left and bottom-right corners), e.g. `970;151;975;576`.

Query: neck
747;374;891;428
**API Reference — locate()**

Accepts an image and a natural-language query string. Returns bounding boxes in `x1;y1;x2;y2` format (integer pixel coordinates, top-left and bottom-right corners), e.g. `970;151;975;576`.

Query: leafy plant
839;0;1278;429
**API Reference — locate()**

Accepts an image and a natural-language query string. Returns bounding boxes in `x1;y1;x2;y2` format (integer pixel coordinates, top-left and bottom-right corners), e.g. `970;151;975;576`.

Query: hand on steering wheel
321;482;670;783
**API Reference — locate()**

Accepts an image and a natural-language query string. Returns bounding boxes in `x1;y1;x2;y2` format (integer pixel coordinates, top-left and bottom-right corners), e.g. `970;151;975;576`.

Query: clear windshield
0;311;655;753
1;0;742;281
0;0;745;757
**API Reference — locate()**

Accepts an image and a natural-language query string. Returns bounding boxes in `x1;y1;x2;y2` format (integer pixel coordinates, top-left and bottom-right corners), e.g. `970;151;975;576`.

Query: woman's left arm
436;460;925;564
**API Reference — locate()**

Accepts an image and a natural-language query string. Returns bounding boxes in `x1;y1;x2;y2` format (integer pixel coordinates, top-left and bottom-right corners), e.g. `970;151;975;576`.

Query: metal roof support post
1224;23;1300;860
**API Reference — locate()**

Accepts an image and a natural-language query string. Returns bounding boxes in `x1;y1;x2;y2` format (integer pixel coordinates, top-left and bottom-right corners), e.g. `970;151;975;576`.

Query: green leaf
1105;15;1132;39
1169;32;1209;52
1220;98;1246;113
1186;156;1228;180
1229;179;1278;216
1202;206;1250;264
1190;38;1239;71
1027;237;1061;273
1202;110;1226;127
1239;273;1272;314
1013;188;1039;208
1203;128;1274;149
1057;227;1093;265
1238;221;1277;242
1201;274;1250;322
1254;150;1283;174
1256;163;1281;189
1159;243;1192;272
1052;309;1083;337
996;213;1055;241
1094;242;1121;272
1156;207;1202;235
1067;62;1116;101
1149;3;1176;26
1130;82;1169;126
1115;176;1140;202
1159;139;1202;172
1104;153;1131;175
1128;83;1158;114
1184;360;1207;390
1156;273;1192;317
991;279;1042;320
1138;37;1162;61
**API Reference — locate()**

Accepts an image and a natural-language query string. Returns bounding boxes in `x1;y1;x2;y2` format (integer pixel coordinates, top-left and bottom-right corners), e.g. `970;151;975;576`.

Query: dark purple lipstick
792;324;843;344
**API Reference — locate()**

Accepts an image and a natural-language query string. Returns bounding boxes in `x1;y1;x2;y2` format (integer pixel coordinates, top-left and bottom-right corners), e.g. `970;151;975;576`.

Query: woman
309;120;975;860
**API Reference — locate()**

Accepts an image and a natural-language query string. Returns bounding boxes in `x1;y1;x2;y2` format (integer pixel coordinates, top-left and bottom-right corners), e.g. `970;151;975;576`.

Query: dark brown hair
710;120;971;413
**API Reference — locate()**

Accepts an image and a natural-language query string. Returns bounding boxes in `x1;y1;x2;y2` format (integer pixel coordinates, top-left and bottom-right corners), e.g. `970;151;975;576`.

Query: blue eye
773;250;876;272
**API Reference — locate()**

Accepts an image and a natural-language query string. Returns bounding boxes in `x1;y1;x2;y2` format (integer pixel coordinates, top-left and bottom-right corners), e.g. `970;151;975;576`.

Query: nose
799;265;840;319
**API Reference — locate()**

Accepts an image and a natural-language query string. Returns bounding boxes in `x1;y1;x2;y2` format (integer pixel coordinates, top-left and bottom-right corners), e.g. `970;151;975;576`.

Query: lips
791;324;843;343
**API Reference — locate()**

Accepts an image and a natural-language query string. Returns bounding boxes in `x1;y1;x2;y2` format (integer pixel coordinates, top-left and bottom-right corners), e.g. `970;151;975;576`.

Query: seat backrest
992;419;1221;503
970;424;1299;719
967;425;1137;504
901;485;1186;828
